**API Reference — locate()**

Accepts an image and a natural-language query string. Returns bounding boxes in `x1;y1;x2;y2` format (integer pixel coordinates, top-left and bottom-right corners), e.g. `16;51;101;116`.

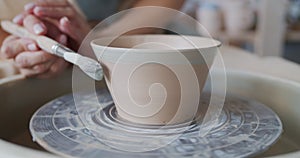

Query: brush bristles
63;52;103;81
77;56;103;81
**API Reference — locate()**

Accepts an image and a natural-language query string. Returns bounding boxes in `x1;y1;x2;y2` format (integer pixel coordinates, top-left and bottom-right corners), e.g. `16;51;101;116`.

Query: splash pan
30;89;282;158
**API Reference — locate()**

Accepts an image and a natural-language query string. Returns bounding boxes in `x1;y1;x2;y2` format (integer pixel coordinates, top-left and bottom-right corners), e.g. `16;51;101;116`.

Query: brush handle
1;21;86;63
0;20;37;39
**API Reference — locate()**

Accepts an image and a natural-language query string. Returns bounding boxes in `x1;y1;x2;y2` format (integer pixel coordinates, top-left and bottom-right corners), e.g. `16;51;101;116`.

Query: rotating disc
30;89;282;158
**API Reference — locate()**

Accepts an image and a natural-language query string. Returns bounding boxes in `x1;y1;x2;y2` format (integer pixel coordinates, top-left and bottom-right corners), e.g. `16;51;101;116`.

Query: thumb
23;14;47;35
56;34;68;46
59;16;86;44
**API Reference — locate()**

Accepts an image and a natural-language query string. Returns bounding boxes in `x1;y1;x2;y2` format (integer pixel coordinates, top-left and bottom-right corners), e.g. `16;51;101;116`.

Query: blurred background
0;0;299;77
171;0;300;63
1;0;299;61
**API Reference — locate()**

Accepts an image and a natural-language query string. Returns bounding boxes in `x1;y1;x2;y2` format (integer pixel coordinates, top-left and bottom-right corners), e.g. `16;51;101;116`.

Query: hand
16;0;91;50
1;35;69;78
1;14;70;78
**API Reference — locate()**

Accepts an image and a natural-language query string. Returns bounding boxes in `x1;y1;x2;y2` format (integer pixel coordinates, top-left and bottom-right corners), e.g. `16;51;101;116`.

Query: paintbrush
0;20;103;81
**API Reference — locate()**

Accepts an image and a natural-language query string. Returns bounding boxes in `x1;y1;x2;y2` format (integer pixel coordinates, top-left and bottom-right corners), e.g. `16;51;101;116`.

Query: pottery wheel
30;89;282;158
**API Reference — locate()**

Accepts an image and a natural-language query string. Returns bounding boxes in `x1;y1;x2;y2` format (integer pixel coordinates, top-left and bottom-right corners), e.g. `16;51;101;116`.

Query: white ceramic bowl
91;35;221;125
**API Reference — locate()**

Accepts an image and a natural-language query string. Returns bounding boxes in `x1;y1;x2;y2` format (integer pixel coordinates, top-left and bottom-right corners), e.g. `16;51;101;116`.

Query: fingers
23;14;47;35
1;36;37;59
9;0;72;79
59;16;90;46
33;0;74;19
13;12;48;36
35;0;69;7
36;58;69;79
19;61;53;77
34;6;74;18
12;13;26;25
14;37;69;78
1;35;19;45
42;19;63;38
24;2;35;13
56;34;68;46
16;51;65;78
19;55;69;78
59;17;77;40
44;16;79;45
14;51;56;68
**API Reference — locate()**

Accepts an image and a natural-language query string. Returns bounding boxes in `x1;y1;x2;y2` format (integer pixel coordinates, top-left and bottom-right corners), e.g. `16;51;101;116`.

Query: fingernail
33;7;42;15
61;16;69;22
27;43;38;51
60;17;69;25
60;35;68;45
33;24;44;34
24;2;35;11
13;14;23;23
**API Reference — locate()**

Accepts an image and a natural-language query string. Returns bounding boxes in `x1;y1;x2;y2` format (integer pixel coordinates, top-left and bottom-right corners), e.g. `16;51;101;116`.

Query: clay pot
91;35;221;125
